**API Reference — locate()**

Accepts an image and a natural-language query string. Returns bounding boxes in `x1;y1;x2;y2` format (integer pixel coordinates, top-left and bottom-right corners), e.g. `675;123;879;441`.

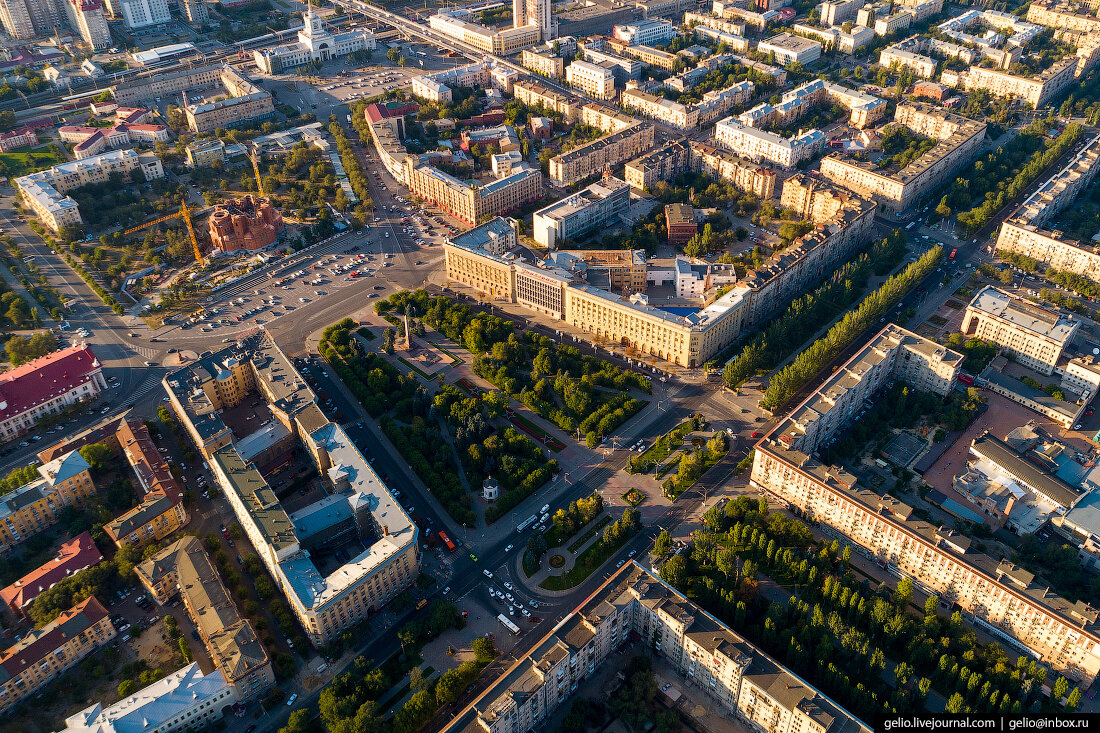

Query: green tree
654;529;672;557
661;554;686;587
78;442;113;474
946;693;966;714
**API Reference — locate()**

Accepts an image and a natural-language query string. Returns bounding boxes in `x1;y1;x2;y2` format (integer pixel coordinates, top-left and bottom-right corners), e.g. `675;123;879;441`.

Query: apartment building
581;103;639;133
0;0;35;38
163;332;420;646
791;22;876;54
621;88;699;129
412;62;491;104
0;597;115;712
513;0;555;42
253;7;374;74
0;531;101;616
714;117;825;169
549;122;655;186
136;537;273;702
0;450;97;552
565;59;616;99
758;33;822;64
429;10;541;54
116;0;167;28
820;103;986;212
683;10;747;35
995;133;1100;280
608;39;679;69
521;47;564;78
688;141;777;199
180;0;205;22
612;18;677;45
62;663;238;733
1027;0;1100;34
739;79;885;130
948;58;1077;107
103;419;188;547
0;344;106;442
511;79;584;122
751;324;1100;685
186;138;226;168
533;174;632;248
442;564;870;733
880;38;938;78
625;139;691;190
963;286;1080;375
115;64;239;105
405;159;542;226
185;69;274;132
17;148;164;231
63;0;109;50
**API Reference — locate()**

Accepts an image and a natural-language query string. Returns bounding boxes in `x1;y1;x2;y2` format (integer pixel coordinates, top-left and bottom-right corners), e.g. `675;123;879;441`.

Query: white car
287;694;298;707
504;582;513;591
504;544;513;553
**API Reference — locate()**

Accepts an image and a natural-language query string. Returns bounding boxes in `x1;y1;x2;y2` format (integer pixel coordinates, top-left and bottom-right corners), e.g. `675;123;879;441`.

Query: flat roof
967;286;1078;343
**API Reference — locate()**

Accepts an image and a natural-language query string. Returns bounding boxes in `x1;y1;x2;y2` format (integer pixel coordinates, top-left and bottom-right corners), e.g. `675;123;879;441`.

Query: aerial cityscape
0;0;1097;730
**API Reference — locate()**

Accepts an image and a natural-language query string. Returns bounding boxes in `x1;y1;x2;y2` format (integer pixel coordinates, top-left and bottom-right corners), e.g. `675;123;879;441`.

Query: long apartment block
442;563;870;733
944;58;1077;108
996;132;1100;280
714;116;824;169
820;103;986;212
738;79;885;130
163;332;419;646
750;324;1100;685
962;286;1080;376
549;122;655;186
621;80;754;130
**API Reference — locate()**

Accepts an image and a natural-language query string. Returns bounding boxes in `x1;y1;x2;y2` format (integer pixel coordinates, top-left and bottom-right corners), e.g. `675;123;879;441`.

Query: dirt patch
549;554;566;569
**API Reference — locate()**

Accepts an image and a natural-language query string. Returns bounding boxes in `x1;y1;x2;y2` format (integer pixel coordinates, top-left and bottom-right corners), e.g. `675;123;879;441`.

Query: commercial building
116;0;167;28
0;531;101;616
405;159;542;226
136;537;273;701
512;79;584;122
612;18;677;45
429;10;541;55
758;33;822;65
624;139;691;190
0;343;106;443
549;122;654;186
738;79;885;130
665;203;697;244
751;324;1100;685
820;103;986;213
441;563;870;733
443;218;520;299
533;174;632;248
0;597;116;712
962;286;1080;375
61;663;238;733
714;117;824;169
411;63;491;103
565;59;616;99
253;8;373;74
688;141;778;200
163;332;420;646
186;138;226;168
16;148;164;230
995;133;1100;280
208;195;285;253
521;47;565;79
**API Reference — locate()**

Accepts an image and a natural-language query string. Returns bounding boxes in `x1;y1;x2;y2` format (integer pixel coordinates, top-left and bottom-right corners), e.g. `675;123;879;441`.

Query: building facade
714;117;824;169
565;59;616;99
253;8;374;74
0;344;106;442
962;286;1080;375
0;531;101;616
625;140;691;190
689;141;777;199
549;122;655;186
533;174;632;248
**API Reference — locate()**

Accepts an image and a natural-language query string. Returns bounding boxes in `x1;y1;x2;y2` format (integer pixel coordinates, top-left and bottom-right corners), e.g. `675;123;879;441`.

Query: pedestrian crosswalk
127;375;162;403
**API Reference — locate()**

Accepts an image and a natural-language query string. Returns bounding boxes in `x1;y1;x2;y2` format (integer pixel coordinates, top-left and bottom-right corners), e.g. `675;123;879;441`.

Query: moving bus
438;530;456;552
516;515;538;532
497;614;520;635
949;248;958;261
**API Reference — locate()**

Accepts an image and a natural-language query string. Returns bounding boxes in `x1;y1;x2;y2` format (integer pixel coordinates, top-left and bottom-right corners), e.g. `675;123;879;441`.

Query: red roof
0;344;102;423
364;101;419;124
0;532;102;612
0;597;109;681
126;124;166;132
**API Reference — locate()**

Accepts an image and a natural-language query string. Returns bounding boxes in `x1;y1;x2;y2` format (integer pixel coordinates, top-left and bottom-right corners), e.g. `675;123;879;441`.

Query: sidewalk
520;514;610;597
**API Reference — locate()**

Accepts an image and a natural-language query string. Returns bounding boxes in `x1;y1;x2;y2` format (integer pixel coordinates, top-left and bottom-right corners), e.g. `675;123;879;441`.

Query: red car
750;432;760;439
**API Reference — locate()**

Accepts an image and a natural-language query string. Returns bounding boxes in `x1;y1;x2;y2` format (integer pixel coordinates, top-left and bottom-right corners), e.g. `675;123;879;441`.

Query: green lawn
0;145;63;178
567;515;612;554
540;531;629;591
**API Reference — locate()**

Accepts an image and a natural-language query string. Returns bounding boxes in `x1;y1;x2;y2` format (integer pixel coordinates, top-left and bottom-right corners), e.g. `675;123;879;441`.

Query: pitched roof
40;449;91;485
0;597;111;684
0;532;102;611
0;344;102;423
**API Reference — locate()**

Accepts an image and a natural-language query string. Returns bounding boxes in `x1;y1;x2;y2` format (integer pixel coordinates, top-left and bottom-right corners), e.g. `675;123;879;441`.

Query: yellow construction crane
247;144;264;195
123;199;204;267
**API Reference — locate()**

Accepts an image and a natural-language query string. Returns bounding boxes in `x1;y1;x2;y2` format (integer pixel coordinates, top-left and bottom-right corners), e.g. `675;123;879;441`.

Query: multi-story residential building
512;79;584;122
136;537;273;701
253;7;374;74
429;10;541;54
17;149;164;231
62;663;238;733
758;33;822;64
186;138;226;168
179;0;205;22
946;58;1077;107
1027;0;1100;34
412;62;491;103
995;133;1100;280
962;286;1080;375
739;79;885;130
683;10;747;35
162;332;420;646
513;0;555;41
0;344;106;442
103;418;188;547
791;22;876;54
820;103;986;213
688;141;777;199
117;0;167;28
550;123;655;186
565;59;616;99
0;597;116;712
521;47;565;79
751;323;1100;685
0;450;96;552
533;174;631;248
612;18;677;45
441;564;870;733
63;0;110;50
405;160;542;226
621;88;698;129
714;117;824;169
0;531;101;616
581;103;639;133
581;45;644;85
0;0;35;39
880;37;938;78
625;139;691;190
606;38;680;69
185;68;274;132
